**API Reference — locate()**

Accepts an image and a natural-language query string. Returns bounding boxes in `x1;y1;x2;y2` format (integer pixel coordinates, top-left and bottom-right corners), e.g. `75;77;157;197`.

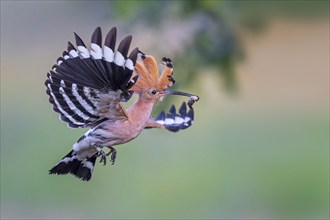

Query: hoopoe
45;27;199;181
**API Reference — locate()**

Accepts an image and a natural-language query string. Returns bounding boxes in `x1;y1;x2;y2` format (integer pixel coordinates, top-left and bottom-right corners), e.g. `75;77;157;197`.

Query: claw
96;146;117;166
97;148;107;166
106;147;117;165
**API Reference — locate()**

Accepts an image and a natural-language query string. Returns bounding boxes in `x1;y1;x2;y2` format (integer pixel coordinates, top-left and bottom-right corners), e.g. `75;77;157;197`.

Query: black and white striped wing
45;27;139;128
154;102;194;132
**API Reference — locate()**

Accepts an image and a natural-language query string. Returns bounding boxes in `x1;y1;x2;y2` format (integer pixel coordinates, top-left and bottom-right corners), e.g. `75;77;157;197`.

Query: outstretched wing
45;27;139;128
147;102;194;132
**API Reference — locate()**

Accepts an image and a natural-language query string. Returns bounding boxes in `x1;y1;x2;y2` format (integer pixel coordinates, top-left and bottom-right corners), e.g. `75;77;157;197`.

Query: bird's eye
151;89;157;95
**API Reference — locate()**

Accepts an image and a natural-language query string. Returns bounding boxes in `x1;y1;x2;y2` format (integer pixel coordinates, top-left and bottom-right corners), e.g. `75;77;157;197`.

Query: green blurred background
1;1;329;219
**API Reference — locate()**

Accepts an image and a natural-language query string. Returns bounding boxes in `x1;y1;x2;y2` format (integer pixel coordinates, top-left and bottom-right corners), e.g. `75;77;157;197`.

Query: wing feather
45;27;139;128
153;102;194;132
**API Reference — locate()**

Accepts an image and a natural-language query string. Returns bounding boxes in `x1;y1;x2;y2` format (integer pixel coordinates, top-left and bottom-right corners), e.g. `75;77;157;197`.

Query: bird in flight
45;27;199;181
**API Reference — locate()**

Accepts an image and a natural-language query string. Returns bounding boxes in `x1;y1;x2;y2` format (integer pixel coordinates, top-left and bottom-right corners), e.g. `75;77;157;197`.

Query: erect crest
131;52;175;93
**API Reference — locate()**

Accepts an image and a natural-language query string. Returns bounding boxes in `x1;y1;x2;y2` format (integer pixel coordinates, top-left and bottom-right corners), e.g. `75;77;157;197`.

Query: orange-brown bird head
131;52;197;103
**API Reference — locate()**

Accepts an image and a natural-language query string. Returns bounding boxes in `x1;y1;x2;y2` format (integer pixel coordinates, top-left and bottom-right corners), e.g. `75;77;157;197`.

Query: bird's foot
97;148;108;166
106;147;117;165
96;147;117;166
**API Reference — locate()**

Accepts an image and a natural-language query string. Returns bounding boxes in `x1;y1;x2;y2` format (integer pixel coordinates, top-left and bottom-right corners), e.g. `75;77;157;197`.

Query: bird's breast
94;119;146;146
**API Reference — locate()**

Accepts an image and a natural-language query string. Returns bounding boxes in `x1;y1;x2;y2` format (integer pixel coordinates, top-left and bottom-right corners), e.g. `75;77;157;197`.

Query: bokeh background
1;1;329;219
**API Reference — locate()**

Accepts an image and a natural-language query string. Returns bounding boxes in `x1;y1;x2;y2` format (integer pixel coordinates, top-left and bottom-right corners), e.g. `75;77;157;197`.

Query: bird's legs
106;146;117;165
96;146;117;166
97;147;107;166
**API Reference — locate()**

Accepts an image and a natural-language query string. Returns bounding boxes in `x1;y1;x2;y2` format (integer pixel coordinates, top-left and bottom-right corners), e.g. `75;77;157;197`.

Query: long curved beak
162;90;200;108
162;90;198;99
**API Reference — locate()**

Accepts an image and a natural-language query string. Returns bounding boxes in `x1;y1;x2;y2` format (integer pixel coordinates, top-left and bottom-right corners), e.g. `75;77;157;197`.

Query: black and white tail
49;151;97;181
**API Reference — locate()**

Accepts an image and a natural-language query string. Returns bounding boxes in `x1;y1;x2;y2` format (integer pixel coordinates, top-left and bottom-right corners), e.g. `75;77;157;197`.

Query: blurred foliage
105;0;329;93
